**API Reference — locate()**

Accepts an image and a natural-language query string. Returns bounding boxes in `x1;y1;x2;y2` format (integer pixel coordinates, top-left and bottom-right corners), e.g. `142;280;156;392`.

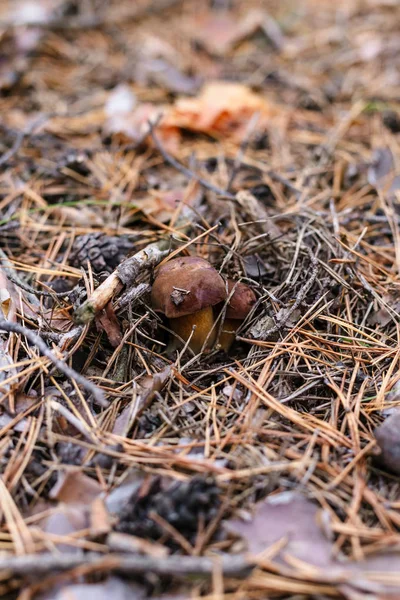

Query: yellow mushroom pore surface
170;306;216;353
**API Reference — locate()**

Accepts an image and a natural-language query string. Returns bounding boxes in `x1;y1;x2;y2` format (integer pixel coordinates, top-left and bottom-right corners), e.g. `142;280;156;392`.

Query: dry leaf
168;82;280;141
228;493;400;596
51;205;104;227
140;189;185;222
227;493;335;567
39;472;105;553
235;190;281;237
105;473;144;514
95;301;122;348
49;471;103;505
0;268;70;331
0;341;18;397
90;497;111;537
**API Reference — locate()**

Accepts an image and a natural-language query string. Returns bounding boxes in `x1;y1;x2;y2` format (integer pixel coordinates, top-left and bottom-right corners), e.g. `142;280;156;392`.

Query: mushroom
218;280;256;352
151;256;227;354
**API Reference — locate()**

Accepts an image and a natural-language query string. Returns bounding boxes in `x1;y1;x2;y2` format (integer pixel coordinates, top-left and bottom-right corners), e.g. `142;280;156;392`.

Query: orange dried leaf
168;82;281;140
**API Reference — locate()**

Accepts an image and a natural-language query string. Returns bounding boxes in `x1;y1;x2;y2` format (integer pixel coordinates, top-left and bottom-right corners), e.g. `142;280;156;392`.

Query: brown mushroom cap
225;280;256;320
151;256;227;318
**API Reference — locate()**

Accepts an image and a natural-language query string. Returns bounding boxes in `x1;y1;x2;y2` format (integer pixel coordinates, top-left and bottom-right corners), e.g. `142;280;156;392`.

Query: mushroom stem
170;306;216;354
218;318;240;353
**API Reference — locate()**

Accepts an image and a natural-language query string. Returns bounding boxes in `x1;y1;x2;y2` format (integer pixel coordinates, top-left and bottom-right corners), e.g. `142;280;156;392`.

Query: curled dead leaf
95;301;122;348
167;82;281;141
49;471;103;505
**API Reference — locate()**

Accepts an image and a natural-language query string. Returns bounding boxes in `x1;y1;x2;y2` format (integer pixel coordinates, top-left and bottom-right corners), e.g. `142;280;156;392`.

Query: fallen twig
0;552;253;579
3;272;79;299
116;282;151;310
0;320;108;408
74;241;170;324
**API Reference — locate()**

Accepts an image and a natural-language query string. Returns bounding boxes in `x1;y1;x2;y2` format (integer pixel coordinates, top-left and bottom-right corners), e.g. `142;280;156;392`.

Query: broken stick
74;240;170;325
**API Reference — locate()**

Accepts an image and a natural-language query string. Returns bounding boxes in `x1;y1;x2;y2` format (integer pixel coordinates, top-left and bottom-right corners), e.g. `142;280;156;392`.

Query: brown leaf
39;472;105;553
49;471;103;505
0;267;71;332
235;190;281;238
105;473;145;514
0;341;18;398
90;497;111;538
95;301;122;348
51;205;104;227
168;82;281;141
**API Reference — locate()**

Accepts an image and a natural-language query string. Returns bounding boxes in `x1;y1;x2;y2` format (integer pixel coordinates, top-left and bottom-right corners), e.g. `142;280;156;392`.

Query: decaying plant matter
2;0;400;598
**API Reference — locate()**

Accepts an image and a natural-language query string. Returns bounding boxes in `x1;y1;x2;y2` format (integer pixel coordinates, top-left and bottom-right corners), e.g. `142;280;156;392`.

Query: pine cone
116;475;221;547
69;233;133;273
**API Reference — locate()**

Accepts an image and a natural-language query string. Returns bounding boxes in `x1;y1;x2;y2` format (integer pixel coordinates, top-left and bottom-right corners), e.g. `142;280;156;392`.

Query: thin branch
4;272;78;299
0;551;253;579
74;241;170;324
0;320;108;408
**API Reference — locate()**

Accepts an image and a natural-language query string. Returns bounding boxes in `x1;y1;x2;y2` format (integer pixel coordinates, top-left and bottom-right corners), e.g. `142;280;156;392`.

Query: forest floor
1;0;400;598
